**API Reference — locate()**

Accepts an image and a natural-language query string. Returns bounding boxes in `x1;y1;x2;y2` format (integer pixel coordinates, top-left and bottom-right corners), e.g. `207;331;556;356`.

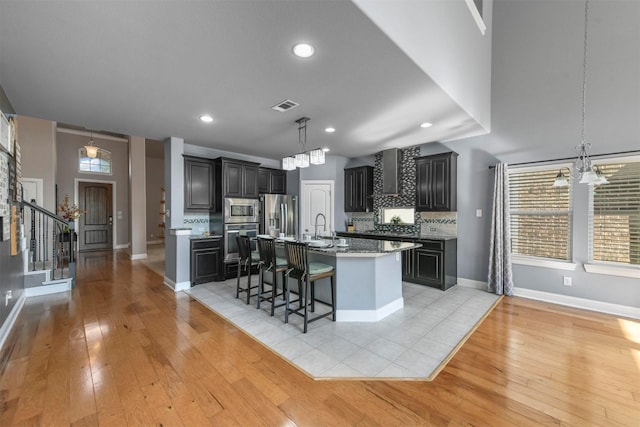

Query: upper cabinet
344;166;374;212
216;158;260;199
258;167;287;194
184;155;217;212
415;152;458;212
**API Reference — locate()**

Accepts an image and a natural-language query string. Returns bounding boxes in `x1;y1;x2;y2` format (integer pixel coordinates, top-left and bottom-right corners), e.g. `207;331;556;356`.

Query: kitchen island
277;237;420;322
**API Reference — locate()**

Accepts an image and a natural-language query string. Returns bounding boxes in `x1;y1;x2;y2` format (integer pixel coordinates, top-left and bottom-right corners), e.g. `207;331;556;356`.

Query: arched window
79;148;112;174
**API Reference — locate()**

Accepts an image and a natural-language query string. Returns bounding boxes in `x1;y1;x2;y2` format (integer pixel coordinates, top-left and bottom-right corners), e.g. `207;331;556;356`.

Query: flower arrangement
58;194;85;220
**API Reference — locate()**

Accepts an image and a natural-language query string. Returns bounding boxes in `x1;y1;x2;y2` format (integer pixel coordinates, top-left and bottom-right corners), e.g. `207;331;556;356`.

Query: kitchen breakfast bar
281;237;421;322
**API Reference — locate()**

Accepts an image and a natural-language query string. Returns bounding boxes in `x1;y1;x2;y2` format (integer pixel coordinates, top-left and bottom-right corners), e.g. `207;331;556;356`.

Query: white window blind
508;167;573;261
589;159;640;266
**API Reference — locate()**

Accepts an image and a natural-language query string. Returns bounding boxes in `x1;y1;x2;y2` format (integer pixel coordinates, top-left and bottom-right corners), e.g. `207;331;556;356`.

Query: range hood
382;148;400;194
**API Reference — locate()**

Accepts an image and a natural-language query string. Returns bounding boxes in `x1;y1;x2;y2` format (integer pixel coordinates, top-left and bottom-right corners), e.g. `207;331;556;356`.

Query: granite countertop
337;230;457;241
306;237;421;257
189;234;223;240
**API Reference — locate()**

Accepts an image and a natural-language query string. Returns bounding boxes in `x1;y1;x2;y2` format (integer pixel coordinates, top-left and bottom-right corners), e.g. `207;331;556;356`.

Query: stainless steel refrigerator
260;194;297;238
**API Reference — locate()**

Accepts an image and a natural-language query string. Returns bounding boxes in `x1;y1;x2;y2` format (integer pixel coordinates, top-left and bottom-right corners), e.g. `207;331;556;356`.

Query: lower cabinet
191;238;223;284
402;239;457;290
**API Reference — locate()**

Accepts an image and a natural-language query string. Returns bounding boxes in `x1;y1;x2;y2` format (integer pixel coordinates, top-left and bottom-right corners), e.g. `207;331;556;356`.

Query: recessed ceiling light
292;43;314;58
200;114;213;123
420;122;433;128
325;127;335;133
322;147;330;152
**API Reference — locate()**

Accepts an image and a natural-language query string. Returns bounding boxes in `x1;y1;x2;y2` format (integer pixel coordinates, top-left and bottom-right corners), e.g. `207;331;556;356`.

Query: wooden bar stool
283;241;336;333
235;234;260;304
256;237;290;316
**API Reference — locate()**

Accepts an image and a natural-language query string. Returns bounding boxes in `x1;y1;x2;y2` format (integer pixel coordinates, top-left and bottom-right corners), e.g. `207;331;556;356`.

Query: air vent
271;99;299;112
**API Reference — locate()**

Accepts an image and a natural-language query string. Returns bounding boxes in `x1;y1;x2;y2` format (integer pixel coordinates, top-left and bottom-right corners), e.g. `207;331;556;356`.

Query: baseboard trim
25;281;72;297
147;239;164;245
513;287;640;320
0;293;26;353
457;278;486;290
336;297;404;322
163;276;191;292
130;253;148;260
114;244;129;249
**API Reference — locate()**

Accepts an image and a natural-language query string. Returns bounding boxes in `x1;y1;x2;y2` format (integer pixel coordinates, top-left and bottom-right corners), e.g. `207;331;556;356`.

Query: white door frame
21;177;45;263
74;178;117;250
300;180;335;237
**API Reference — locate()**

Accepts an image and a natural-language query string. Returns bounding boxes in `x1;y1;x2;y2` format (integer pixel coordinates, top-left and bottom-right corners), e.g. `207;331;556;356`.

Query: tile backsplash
420;212;457;236
373;146;420;234
184;213;210;234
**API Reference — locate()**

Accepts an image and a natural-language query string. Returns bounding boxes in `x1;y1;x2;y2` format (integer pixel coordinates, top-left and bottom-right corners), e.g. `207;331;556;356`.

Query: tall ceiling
0;0;486;160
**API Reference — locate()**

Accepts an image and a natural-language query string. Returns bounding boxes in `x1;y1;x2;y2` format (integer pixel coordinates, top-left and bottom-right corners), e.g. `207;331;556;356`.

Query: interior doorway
300;180;334;237
77;181;114;252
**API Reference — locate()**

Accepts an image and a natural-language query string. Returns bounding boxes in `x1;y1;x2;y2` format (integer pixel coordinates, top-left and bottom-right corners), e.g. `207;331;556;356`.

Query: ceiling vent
271;99;299;112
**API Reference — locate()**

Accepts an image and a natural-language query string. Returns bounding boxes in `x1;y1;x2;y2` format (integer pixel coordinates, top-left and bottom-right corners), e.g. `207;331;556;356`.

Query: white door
22;178;44;262
300;180;334;238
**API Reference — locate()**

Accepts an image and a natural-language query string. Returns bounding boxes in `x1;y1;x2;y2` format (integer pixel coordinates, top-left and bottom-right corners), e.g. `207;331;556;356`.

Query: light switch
476;209;483;217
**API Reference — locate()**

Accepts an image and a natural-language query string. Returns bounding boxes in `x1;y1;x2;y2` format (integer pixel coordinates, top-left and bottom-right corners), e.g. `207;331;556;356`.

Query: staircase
21;199;75;295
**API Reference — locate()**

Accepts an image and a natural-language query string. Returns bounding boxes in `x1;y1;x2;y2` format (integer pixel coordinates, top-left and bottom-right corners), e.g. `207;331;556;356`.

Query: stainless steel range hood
382;148;400;194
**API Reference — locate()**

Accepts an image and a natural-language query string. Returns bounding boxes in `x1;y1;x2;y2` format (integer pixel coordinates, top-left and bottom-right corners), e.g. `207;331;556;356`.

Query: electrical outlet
4;290;12;306
563;276;572;286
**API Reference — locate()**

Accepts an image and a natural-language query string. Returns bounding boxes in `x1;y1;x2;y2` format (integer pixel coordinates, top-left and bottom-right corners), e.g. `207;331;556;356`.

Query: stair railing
21;199;76;282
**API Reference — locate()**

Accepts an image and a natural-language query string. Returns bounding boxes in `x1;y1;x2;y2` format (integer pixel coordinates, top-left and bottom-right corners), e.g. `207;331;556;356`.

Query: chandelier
553;0;607;188
84;130;99;159
282;117;327;171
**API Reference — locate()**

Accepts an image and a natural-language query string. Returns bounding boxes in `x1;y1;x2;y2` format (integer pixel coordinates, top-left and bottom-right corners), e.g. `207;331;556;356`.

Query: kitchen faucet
314;213;326;239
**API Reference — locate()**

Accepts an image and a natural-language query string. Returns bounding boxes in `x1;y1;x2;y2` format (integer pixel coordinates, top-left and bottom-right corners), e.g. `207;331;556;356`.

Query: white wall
353;0;493;131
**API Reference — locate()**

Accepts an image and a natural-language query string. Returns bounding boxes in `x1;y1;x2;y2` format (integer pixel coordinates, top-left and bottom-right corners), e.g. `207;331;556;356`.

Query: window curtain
488;163;514;295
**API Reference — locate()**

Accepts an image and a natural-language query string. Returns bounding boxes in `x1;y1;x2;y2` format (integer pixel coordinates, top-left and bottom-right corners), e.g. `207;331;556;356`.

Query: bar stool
283;241;336;333
235;234;260;304
256;237;289;316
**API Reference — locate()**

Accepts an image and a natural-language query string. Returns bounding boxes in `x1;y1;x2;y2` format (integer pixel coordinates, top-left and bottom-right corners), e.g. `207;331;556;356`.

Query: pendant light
281;117;326;170
555;0;607;187
84;130;99;159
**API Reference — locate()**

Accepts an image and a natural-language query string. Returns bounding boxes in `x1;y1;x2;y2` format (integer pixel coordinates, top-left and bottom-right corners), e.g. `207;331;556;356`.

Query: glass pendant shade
594;168;608;185
282;156;296;171
309;148;325;165
579;169;599;184
85;143;98;159
552;170;569;187
295;152;310;168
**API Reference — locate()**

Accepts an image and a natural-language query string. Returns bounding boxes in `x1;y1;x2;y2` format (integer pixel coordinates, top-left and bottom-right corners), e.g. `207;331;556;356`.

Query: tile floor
186;277;500;380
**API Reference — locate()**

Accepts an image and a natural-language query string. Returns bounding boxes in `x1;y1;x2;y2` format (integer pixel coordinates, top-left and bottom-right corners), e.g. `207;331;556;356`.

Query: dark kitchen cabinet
191;237;223;284
403;239;457;290
216;158;260;199
415;152;458;211
258;167;287;194
344;166;374;212
184;156;218;212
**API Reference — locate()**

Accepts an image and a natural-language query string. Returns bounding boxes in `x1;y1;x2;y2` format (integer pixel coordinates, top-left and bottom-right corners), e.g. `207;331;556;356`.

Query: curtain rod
488;149;640;169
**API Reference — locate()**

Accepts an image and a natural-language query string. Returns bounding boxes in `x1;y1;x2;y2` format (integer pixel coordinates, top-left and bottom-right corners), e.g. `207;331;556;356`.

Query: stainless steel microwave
224;198;259;223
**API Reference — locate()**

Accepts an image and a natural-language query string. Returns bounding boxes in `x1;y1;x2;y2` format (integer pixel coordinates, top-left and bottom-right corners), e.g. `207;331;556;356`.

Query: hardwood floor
1;250;638;426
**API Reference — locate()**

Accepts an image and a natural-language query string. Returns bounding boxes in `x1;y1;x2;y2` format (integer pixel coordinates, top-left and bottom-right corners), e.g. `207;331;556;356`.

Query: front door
78;182;113;251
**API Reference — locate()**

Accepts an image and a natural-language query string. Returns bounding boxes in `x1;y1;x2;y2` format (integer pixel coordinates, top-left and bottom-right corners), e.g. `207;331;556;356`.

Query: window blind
589;160;640;265
509;167;573;261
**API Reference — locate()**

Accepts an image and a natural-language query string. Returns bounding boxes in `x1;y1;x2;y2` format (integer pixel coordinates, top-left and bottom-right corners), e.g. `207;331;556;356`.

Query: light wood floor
1;250;638;426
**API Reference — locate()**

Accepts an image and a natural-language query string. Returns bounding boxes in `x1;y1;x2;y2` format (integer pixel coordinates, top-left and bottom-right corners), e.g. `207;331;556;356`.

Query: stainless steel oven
224;198;260;224
224;222;259;262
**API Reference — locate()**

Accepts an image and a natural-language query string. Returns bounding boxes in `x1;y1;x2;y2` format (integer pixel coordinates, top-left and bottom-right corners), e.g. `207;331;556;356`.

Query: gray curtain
488;163;514;295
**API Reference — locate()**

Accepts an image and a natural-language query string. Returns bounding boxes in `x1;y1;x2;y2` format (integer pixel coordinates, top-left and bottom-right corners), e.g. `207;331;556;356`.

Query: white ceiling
0;0;485;161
